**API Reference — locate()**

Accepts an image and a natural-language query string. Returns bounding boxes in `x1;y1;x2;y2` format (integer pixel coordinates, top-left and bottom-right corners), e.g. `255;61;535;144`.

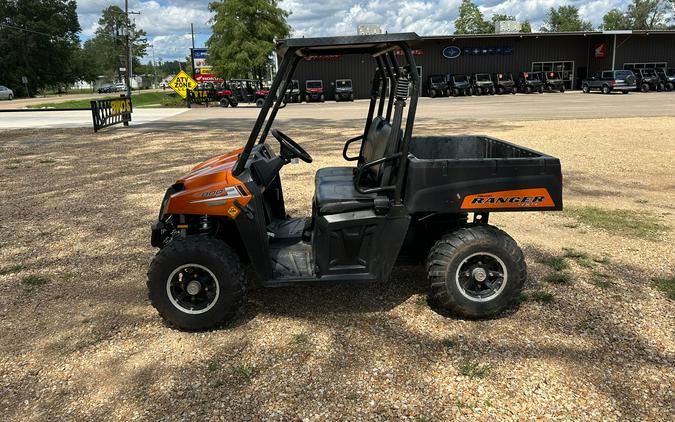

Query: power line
0;22;66;38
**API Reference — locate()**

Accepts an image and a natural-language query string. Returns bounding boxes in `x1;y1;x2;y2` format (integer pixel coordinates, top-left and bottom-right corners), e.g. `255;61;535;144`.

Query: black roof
276;32;421;57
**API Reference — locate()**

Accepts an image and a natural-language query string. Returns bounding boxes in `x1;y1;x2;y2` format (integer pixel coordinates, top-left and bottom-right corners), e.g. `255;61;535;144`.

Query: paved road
0;108;188;129
0;89;164;109
1;90;673;130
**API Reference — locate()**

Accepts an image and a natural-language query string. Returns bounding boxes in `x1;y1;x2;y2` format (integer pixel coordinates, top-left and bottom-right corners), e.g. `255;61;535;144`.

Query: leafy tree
207;0;290;81
626;0;672;29
540;5;594;32
601;8;632;30
88;5;149;81
520;20;532;33
454;0;491;34
0;0;80;96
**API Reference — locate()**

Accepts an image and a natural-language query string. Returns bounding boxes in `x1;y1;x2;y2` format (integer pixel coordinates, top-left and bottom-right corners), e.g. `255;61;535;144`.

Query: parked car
447;74;472;96
113;83;127;93
304;80;324;102
655;68;675;92
493;73;517;94
286;80;301;103
471;73;495;95
633;68;662;92
516;72;544;93
97;84;114;94
426;74;448;97
541;71;566;93
582;70;636;94
334;79;354;101
0;85;14;100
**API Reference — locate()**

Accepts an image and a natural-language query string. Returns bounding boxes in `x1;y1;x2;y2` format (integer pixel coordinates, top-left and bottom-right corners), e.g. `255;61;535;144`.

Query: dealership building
289;30;675;98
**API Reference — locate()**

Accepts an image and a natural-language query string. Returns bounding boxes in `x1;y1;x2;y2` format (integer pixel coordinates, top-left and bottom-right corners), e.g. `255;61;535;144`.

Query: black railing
91;96;132;132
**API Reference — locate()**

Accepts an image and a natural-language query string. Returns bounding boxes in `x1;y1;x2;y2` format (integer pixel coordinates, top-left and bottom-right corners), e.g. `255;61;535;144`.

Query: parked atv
633;69;663;92
656;68;675;92
286;80;301;103
448;74;472;96
304;80;325;102
214;83;238;107
493;73;517;94
516;72;544;93
335;79;354;101
471;73;495;95
427;74;448;97
147;33;563;331
542;71;565;93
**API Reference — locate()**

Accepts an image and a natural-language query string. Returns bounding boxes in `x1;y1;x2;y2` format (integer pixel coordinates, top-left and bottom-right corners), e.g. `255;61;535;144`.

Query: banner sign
442;46;461;59
394;48;424;56
191;48;224;83
462;46;514;56
90;96;132;132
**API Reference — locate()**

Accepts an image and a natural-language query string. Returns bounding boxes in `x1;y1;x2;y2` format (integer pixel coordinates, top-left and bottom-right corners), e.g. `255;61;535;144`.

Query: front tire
582;84;590;93
426;225;526;319
602;85;611;94
147;236;246;331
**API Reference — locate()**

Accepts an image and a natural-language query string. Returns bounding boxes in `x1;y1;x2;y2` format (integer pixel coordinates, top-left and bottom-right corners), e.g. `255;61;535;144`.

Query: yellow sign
110;98;132;116
168;70;198;99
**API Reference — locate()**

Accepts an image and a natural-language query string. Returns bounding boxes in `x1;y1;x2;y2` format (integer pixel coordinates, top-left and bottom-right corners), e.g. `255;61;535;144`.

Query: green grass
441;337;456;348
291;332;308;344
232;364;258;381
0;264;24;276
538;255;568;271
22;275;48;286
651;276;675;300
458;361;491;379
590;272;614;289
562;248;588;259
27;91;184;109
521;290;555;303
544;271;572;284
576;258;598;269
564;206;669;241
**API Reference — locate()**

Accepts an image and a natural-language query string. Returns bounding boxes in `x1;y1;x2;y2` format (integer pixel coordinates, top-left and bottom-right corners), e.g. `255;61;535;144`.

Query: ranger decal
461;188;555;209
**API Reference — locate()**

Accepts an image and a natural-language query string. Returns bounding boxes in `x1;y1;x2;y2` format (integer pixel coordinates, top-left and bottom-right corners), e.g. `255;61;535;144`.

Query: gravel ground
0;116;673;421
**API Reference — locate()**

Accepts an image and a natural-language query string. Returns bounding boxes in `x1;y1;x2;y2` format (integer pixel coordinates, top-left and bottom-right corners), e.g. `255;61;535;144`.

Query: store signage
191;48;224;83
394;48;424;56
462;46;513;56
442;46;461;59
594;43;607;58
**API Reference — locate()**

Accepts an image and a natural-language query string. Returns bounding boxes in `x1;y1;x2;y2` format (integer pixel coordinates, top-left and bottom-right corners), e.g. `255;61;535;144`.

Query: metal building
288;30;675;99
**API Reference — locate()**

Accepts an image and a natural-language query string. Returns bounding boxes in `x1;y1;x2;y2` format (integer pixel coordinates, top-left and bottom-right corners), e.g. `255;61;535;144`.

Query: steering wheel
271;129;313;163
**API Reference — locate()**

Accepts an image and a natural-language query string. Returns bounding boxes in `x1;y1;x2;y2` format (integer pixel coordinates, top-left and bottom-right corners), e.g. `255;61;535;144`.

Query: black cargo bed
404;136;563;213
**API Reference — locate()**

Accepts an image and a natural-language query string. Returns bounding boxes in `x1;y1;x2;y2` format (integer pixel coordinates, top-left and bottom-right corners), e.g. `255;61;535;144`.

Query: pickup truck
582;70;636;94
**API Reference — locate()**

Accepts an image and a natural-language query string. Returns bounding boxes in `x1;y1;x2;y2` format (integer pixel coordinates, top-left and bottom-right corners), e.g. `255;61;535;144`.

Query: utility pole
125;0;131;97
151;44;157;89
190;23;196;79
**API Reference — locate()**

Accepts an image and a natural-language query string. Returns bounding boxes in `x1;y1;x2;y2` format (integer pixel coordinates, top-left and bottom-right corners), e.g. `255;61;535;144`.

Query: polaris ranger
516;72;544;93
541;71;565;93
286;80;301;103
335;79;354;101
471;73;495;95
304;80;325;102
448;74;472;96
493;73;517;94
426;74;448;97
656;68;675;92
147;33;563;330
214;83;238;107
633;68;663;92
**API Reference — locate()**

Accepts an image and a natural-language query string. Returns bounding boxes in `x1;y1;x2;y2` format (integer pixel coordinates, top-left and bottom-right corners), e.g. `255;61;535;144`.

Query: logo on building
594;43;607;58
442;46;461;59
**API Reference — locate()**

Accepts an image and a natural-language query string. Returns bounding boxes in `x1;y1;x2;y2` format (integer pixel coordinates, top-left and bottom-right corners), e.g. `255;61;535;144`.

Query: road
1;90;673;130
0;89;164;109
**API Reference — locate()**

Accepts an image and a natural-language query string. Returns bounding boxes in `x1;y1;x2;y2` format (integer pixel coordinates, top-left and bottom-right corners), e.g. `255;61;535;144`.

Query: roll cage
232;32;423;205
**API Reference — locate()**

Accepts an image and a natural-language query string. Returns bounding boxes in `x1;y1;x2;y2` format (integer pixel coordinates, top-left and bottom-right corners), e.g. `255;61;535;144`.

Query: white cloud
76;0;646;61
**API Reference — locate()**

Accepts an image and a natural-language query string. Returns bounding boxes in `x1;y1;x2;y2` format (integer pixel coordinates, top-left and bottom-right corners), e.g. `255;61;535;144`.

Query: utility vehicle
426;74;448;97
582;70;635;94
286;80;301;103
655;68;675;92
633;69;663;92
447;74;472;96
541;71;565;93
304;80;325;102
147;33;563;330
335;79;354;101
471;73;495;95
516;72;544;93
493;73;517;94
214;83;238;107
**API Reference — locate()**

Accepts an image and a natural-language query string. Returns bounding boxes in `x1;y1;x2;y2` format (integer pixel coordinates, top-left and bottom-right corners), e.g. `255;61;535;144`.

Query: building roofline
422;30;675;40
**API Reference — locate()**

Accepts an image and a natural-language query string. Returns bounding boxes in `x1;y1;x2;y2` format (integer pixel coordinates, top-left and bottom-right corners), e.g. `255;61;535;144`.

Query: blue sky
76;0;635;62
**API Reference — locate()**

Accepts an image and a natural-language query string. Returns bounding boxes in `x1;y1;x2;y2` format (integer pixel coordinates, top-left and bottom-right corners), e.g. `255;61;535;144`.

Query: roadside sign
169;70;198;99
21;76;28;84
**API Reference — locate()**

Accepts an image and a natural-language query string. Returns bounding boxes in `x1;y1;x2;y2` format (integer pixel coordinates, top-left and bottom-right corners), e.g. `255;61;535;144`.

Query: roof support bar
384;52;398;121
394;44;420;203
259;55;302;145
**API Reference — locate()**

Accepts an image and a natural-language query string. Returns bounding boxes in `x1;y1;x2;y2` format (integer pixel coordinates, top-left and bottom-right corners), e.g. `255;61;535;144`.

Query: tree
207;0;290;81
454;0;491;34
626;0;672;29
0;0;80;96
521;20;532;33
88;5;149;81
601;8;632;30
540;5;594;32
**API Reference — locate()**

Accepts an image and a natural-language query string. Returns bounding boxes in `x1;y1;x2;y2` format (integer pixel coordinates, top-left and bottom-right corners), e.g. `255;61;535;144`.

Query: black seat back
359;117;392;183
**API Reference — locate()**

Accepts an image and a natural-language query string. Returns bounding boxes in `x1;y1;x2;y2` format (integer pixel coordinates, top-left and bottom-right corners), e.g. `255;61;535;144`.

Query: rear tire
582;84;590;93
560;86;565;93
430;89;436;98
665;82;674;92
220;99;229;107
427;225;526;319
602;85;611;94
538;86;544;94
640;83;649;92
525;86;532;94
497;87;504;95
8;94;13;100
452;88;459;97
255;98;265;108
147;236;246;331
320;94;325;102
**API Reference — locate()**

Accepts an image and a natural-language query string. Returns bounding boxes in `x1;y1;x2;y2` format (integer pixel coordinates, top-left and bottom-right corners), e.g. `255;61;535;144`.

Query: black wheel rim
166;264;220;314
455;252;508;302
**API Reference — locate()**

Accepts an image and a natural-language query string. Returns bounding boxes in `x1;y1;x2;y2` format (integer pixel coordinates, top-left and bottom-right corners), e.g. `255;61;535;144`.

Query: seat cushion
314;178;375;214
315;167;353;184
